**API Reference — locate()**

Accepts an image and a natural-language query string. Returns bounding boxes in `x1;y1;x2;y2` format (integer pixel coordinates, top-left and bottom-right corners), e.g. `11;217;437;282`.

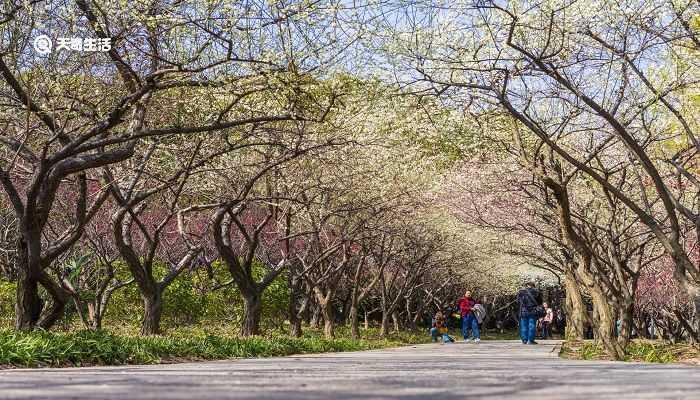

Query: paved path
0;340;699;399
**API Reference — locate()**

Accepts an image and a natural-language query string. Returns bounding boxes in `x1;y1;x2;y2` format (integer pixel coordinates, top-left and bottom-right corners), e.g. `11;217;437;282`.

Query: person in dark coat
517;282;543;344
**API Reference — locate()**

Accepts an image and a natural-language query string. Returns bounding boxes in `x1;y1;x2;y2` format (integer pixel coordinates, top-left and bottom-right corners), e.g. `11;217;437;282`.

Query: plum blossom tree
372;0;700;354
0;0;358;331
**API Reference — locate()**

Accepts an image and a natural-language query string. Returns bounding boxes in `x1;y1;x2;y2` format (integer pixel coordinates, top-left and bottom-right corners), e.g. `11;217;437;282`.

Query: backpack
472;304;486;324
523;289;545;319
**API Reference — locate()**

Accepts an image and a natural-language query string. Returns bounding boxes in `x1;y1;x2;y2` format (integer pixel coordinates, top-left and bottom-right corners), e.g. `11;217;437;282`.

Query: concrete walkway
0;340;698;399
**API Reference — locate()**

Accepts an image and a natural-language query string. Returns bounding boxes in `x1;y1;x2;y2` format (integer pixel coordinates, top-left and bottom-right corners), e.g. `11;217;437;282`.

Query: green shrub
0;280;15;329
625;341;680;363
561;340;698;363
0;327;426;368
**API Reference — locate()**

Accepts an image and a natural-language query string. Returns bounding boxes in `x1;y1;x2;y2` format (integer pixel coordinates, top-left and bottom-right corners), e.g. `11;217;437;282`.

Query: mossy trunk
564;272;586;340
590;288;625;360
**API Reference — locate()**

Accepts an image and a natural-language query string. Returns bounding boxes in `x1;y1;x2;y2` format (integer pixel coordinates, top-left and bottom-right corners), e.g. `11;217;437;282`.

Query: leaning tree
0;0;353;331
374;0;700;346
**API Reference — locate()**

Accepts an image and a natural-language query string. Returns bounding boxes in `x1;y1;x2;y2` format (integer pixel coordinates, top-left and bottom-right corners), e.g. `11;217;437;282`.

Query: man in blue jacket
517;282;543;344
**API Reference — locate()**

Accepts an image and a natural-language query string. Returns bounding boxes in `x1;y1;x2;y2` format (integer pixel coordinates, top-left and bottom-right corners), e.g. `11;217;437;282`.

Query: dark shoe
528;341;538;345
522;341;527;344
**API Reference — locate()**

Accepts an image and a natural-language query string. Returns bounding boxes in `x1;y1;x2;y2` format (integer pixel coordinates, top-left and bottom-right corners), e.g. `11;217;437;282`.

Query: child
430;311;454;343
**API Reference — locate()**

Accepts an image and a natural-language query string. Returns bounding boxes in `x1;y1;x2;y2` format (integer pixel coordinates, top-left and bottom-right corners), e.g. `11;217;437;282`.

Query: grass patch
0;326;429;369
560;339;699;364
0;323;524;369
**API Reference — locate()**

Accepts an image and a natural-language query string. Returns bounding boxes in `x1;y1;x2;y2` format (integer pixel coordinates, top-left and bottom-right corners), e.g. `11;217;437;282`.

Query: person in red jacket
457;290;481;342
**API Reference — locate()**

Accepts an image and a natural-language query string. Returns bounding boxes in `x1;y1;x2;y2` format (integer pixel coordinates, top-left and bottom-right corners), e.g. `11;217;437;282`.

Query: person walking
457;290;480;343
517;282;543;345
539;303;553;339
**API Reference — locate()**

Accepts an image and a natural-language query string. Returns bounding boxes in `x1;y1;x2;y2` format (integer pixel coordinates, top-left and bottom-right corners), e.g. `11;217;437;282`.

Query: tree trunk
310;305;321;329
349;285;361;340
288;289;303;338
303;301;311;325
141;291;163;335
379;311;390;337
320;300;334;339
290;317;302;338
406;298;418;330
337;296;349;326
617;299;635;348
364;310;369;330
36;272;70;330
690;295;700;343
241;292;262;336
409;296;427;330
87;303;96;328
409;312;420;330
87;302;103;330
350;303;360;340
15;269;42;331
563;272;585;340
288;265;303;337
637;315;650;339
410;315;420;330
392;310;400;333
590;288;625;360
688;286;700;343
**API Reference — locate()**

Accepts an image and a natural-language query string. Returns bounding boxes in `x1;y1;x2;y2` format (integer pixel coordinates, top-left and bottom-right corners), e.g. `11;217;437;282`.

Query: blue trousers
520;316;537;343
461;314;480;339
